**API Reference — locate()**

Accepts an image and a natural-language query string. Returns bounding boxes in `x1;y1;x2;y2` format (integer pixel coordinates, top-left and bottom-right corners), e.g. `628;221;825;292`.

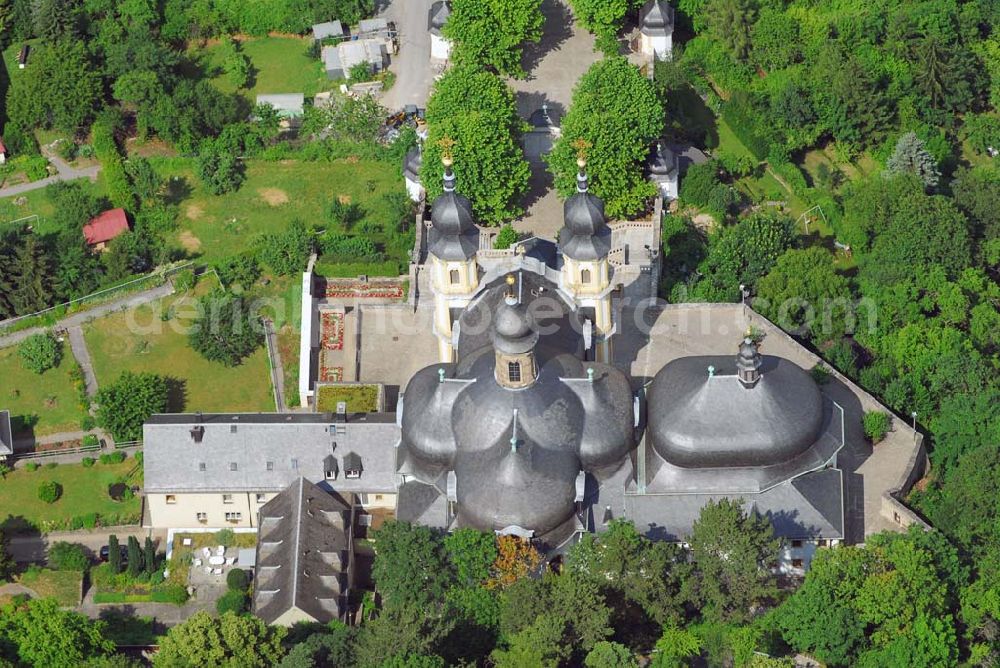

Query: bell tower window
449;268;460;284
581;268;592;284
508;361;521;383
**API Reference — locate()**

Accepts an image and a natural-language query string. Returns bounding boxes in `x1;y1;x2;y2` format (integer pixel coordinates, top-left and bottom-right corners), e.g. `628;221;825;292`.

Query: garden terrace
315;384;382;414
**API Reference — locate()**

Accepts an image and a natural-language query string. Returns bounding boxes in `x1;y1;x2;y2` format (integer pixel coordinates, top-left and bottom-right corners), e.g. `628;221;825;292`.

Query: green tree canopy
95;371;169;442
547;57;664;218
423;66;530;225
567;0;642;54
370;521;450;611
689;498;781;623
0;598;114;667
18;332;62;374
153;611;286;668
754;247;854;343
188;291;265;367
443;0;543;77
5;39;101;133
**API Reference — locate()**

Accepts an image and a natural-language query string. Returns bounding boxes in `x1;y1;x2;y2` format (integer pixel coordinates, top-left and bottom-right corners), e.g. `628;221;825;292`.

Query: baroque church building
394;158;846;558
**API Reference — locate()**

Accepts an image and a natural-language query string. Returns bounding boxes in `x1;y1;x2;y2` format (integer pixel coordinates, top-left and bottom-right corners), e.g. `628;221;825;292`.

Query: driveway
378;0;436;111
0;148;101;198
7;527;165;563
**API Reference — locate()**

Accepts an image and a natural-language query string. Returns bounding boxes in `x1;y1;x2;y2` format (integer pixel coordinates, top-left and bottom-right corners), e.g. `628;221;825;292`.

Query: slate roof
396;479;450;529
647;142;678;178
428;169;478;260
559;174;611;261
399;275;636;537
428;1;451;36
83;209;129;245
253;478;352;624
641;0;675;36
142;413;399;494
647;355;826;468
403;146;422;181
0;410;13;456
623;468;845;541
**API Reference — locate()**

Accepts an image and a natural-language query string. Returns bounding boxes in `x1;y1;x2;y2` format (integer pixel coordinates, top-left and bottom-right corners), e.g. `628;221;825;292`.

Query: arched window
581;268;592;284
508;361;521;383
449;268;460;284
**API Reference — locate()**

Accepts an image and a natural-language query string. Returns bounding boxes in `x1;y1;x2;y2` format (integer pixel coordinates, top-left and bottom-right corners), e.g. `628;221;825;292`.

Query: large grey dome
398;275;636;537
559;174;611;261
429;169;478;260
647;355;824;468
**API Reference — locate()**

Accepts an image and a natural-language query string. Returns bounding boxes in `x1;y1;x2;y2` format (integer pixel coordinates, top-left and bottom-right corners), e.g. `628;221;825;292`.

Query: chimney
190;425;205;443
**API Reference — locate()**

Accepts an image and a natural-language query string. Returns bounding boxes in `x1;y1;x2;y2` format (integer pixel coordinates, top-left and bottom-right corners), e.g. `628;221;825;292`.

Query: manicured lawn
198;36;331;101
18;567;83;606
715;115;757;163
152;156;404;265
0;458;140;532
0;343;84;437
316;384;380;413
82;279;275;413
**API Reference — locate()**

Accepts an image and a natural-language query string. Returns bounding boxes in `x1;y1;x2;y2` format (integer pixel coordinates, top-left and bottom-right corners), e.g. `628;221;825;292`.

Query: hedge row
91;119;136;211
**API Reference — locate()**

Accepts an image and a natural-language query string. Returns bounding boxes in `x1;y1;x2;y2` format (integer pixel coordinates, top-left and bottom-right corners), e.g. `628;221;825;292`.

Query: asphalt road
378;0;435;111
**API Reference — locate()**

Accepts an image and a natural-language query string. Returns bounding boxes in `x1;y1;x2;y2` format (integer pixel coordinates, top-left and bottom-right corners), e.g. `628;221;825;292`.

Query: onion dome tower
428;154;479;362
558;156;614;362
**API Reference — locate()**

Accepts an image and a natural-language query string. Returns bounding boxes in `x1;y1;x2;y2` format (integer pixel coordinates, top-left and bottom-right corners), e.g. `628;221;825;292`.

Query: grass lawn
316;384;380;413
0;343;84;437
152;157;404;265
83;279;275;413
257;275;302;407
715;115;757;163
0;458;140;532
197;36;330;102
0;176;108;235
18;567;83;606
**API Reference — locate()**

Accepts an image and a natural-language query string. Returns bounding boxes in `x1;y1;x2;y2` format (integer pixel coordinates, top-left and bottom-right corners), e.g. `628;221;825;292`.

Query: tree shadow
1;514;39;538
163;176;193;206
164;377;187;413
520;0;575;77
9;414;38;444
516;92;565;127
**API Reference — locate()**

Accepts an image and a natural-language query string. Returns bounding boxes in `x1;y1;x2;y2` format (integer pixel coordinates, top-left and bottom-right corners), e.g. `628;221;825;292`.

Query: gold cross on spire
437;136;457;167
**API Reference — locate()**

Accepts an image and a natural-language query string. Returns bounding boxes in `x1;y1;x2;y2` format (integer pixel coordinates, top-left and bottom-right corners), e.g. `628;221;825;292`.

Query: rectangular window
196;512;208;523
165;495;176;504
229;462;238;471
256;493;266;504
222;494;233;504
791;539;803;548
325;470;336;480
266;461;274;471
291;458;298;470
791;558;804;569
449;268;460;284
198;462;206;472
508;361;521;382
817;539;828;548
375;494;383;501
225;512;242;522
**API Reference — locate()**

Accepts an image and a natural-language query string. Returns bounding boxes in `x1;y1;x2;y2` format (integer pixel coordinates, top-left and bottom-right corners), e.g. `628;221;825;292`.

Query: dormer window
324;454;338;480
343;452;362;479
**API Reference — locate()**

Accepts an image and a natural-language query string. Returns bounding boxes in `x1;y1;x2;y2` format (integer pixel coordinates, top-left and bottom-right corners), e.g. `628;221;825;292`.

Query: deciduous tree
188;291;265;367
444;0;543;77
153;611;286;668
689;498;781;623
18;332;62;374
95;372;170;442
567;0;642;54
0;598;114;666
547;57;663;218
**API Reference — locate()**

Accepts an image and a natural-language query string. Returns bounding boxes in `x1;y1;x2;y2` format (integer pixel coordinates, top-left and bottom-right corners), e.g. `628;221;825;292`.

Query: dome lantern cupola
428;154;478;261
492;275;539;389
736;337;763;388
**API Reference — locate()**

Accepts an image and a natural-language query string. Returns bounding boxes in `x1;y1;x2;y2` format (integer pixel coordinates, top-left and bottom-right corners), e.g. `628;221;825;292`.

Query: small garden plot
0;343;86;437
316;384;380;413
17;567;83;606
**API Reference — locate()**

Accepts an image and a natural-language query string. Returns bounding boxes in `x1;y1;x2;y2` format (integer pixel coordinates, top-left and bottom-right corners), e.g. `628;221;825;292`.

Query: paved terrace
615;302;927;544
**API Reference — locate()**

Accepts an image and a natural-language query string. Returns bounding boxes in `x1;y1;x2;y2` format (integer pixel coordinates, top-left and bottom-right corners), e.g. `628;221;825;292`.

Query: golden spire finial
505;274;516;286
437;136;457;167
571;138;591;169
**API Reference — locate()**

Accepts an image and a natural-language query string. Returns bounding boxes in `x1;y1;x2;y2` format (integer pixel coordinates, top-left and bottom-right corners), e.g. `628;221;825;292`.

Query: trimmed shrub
226;568;250;591
38;481;62;504
82;457;96;468
25;462;39;472
809;365;831;385
150;584;189;605
216;589;248;615
48;541;90;571
82;434;99;447
863;411;891;443
216;529;235;547
99;452;126;465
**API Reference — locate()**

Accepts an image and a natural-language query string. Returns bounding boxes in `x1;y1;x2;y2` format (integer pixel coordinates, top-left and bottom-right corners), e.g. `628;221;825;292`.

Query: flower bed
320;363;344;383
34;439;83;453
320;311;344;351
324;280;404;300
